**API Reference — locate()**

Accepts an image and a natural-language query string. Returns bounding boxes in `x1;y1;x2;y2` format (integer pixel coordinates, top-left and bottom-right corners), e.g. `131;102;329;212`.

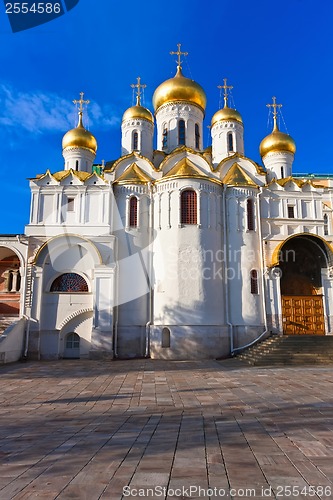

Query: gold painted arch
270;233;333;267
33;234;103;266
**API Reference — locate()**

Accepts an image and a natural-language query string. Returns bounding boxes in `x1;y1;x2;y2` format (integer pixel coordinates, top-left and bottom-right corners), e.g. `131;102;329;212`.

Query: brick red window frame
247;198;255;231
129;196;138;227
181;190;197;225
250;269;259;294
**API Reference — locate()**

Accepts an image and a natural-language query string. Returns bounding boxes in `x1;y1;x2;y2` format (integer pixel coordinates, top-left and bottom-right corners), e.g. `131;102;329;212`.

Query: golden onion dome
152;66;207;112
211;105;243;127
122;103;153;123
62;113;97;154
260;123;296;158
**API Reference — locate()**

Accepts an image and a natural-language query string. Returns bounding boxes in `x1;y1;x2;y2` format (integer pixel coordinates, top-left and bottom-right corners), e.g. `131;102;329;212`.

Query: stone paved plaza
0;359;333;499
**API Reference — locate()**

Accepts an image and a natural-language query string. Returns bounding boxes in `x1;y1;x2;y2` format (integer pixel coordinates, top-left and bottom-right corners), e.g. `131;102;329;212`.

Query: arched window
250;270;259;294
280;166;284;178
181;189;197;225
324;214;329;235
75;160;79;171
132;131;138;150
195;123;200;149
178;119;186;145
66;332;80;349
247;198;255;231
162;327;171;348
129;196;138;227
162;126;168;149
50;273;89;293
227;133;234;152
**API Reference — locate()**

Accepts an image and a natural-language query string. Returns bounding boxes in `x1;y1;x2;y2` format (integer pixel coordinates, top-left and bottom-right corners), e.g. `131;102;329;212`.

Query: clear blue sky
0;0;332;233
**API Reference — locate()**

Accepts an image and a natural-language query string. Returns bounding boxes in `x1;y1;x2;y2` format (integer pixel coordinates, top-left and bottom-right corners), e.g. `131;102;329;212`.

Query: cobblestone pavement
0;359;333;500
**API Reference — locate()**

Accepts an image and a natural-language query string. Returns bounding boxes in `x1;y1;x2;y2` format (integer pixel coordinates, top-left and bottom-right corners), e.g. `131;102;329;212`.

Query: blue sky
0;0;332;233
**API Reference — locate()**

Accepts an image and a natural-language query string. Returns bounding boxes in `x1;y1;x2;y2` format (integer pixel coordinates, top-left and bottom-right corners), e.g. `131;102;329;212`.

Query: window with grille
250;270;259;294
195;123;200;149
247;198;255;231
324;214;329;235
50;273;88;292
132;131;138;150
66;332;80;349
181;190;197;224
228;133;234;152
129;196;138;227
162;126;168;149
178;119;186;145
287;205;295;218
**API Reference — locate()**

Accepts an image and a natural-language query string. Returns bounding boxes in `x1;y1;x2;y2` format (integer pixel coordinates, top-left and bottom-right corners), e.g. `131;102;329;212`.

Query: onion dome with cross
260;97;296;158
152;44;206;113
122;77;153;123
62;93;97;154
211;79;243;127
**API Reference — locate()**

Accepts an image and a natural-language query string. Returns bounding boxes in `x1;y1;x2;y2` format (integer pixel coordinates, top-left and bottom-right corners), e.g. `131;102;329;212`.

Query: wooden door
282;296;325;335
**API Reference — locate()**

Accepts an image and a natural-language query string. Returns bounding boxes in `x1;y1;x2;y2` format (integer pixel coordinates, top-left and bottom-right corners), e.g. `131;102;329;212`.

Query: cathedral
0;45;333;362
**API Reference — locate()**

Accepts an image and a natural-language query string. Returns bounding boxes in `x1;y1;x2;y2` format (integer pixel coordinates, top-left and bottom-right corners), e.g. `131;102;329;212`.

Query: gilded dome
260;124;296;158
152;66;207;112
62;113;97;154
211;106;243;127
122;104;153;123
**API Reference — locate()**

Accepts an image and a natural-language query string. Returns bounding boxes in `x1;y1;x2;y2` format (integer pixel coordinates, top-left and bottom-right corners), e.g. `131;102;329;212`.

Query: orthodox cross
73;92;90;113
267;96;282;129
131;77;146;106
170;43;188;69
217;78;233;108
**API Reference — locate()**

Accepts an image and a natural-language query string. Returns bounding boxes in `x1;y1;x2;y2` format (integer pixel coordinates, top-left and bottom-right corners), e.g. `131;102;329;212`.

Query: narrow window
280;166;284;178
75;160;79;171
287;205;295;219
181;190;197;225
178;119;186;145
195;123;200;149
162;327;171;348
132;131;138;150
129;196;138;227
227;132;234;152
247;198;255;231
162;126;168;149
324;214;329;235
67;197;75;212
250;270;259;294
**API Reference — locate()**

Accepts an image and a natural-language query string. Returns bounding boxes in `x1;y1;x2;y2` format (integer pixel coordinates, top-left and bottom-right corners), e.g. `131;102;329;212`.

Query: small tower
121;77;154;160
153;44;206;153
211;79;244;166
260;97;296;182
62;92;97;172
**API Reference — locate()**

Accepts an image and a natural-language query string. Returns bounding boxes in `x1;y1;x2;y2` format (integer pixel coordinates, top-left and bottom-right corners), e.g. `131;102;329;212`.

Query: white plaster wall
63;147;96;172
156;103;204;152
211;121;244;166
263;151;294;181
121;119;154;159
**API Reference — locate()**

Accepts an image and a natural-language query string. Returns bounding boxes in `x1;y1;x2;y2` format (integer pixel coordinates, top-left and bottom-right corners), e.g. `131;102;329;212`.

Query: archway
278;235;329;335
0;247;21;316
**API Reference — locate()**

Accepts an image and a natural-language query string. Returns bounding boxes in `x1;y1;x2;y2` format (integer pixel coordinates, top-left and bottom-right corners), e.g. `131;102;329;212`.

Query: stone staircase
236;335;333;366
0;317;18;336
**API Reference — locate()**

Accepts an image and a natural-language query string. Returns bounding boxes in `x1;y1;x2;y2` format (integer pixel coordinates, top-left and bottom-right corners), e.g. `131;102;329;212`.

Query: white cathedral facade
1;48;333;362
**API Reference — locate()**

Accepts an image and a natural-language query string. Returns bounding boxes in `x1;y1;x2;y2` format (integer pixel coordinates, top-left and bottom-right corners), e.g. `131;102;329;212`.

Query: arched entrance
279;235;329;335
0;248;21;316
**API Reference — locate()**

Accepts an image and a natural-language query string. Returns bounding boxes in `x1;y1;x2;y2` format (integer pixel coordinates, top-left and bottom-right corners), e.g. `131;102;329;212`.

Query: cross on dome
73;92;90;114
267;96;282;130
170;43;188;69
217;78;233;108
131;77;146;106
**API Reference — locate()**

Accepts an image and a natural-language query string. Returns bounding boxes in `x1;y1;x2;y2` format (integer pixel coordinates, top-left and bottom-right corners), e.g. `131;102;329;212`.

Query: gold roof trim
32;169;104;183
158;146;213;172
106;152;157;173
156;157;221;185
215;153;266;175
113;163;152;185
222;163;258;187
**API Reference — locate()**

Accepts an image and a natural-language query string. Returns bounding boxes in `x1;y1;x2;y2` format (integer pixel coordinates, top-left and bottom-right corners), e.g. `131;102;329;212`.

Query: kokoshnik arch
0;45;333;361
